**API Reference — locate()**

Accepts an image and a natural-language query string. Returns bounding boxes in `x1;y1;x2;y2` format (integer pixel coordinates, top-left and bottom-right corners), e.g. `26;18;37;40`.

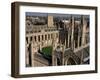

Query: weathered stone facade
25;14;89;67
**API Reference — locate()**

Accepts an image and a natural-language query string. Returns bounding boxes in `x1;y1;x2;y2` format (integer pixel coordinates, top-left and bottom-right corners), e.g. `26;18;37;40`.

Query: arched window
42;35;43;40
67;58;76;65
26;37;28;44
45;35;47;40
34;36;36;42
38;35;40;42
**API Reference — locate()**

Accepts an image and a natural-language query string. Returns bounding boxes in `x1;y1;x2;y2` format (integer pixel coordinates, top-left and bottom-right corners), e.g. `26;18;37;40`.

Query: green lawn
42;46;53;56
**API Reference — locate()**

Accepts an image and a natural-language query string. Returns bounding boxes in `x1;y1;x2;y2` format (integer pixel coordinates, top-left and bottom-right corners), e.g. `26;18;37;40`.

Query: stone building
25;13;89;67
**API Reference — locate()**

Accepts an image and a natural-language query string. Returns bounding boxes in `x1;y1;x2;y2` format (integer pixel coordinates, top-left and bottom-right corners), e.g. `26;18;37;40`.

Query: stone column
47;34;48;40
67;27;70;48
30;42;34;67
52;51;55;66
62;45;65;65
50;33;51;40
53;33;55;48
44;34;45;41
32;36;35;43
52;40;55;66
65;37;66;48
82;16;86;46
43;34;45;46
25;42;29;67
40;35;42;42
77;26;80;48
36;35;38;42
40;35;42;50
47;34;49;45
71;16;74;50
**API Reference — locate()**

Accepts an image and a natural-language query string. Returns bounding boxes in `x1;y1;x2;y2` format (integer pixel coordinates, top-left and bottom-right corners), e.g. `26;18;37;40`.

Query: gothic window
67;58;76;65
34;36;36;42
42;35;43;40
38;35;40;42
30;36;32;42
26;37;28;44
28;44;32;67
45;35;47;40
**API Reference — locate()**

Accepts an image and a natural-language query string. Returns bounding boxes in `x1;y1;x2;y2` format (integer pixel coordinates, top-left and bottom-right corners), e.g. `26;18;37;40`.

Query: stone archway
65;57;76;65
64;48;80;65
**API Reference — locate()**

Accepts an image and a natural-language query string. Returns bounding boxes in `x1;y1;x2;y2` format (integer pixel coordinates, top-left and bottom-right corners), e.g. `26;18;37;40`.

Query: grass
42;46;53;56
